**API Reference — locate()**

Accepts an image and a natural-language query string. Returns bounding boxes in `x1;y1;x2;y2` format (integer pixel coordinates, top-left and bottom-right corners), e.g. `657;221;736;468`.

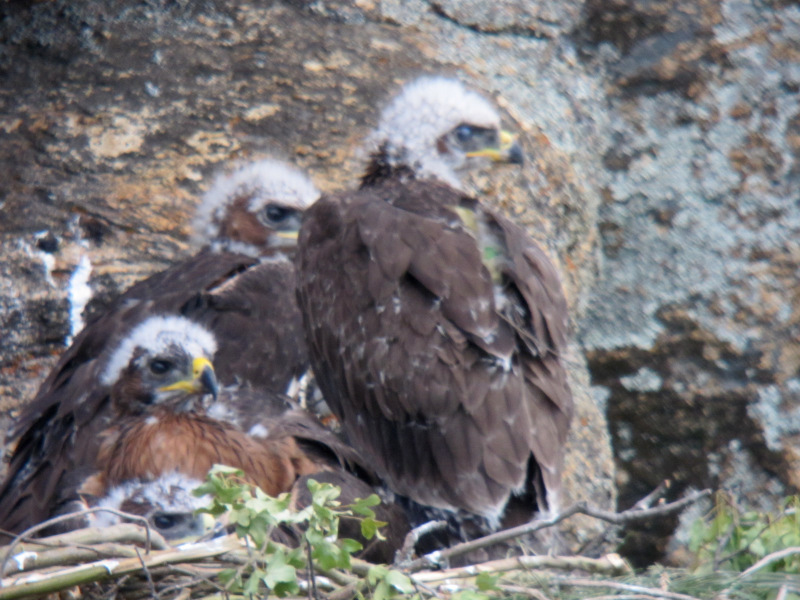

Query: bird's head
192;158;320;256
101;316;219;416
365;76;524;188
89;473;219;542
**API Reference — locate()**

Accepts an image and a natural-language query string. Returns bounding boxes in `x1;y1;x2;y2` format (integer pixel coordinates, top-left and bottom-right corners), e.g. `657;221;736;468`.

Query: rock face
1;0;796;562
578;0;800;564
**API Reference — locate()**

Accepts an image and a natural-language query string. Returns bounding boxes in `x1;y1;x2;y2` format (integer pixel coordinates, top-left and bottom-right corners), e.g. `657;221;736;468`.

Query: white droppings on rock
66;254;93;345
620;367;663;393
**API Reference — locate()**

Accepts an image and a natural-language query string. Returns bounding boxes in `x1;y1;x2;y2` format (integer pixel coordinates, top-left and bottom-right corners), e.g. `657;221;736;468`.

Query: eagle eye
152;513;182;530
263;204;292;223
149;359;172;375
454;124;474;143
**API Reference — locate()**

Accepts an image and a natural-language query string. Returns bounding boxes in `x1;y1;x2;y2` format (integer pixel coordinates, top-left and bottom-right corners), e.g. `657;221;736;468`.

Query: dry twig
134;547;157;599
497;584;553;600
632;481;671;510
0;508;160;577
0;534;242;599
554;576;704;600
412;553;630;584
396;520;448;565
406;488;712;571
736;546;800;580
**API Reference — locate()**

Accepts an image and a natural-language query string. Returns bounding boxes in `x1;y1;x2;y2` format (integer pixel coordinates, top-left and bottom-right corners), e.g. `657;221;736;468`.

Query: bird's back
297;177;573;524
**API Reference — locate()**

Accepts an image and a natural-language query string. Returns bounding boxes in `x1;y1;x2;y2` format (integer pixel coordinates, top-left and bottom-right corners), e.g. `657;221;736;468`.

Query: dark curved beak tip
200;366;219;401
508;142;525;166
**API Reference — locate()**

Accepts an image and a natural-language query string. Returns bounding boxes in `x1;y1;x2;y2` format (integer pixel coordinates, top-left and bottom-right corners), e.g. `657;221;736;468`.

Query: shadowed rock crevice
587;307;796;564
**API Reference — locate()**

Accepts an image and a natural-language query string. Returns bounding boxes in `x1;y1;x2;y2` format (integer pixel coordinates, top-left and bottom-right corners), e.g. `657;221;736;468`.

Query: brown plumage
296;77;573;531
0;161;319;537
84;410;320;499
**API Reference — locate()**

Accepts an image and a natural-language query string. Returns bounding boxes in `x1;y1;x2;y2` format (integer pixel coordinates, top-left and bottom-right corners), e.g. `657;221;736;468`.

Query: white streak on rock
67;254;93;345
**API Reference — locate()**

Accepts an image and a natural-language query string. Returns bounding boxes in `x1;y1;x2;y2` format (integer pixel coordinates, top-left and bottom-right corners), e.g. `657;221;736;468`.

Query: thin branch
555;576;704;600
306;537;319;600
326;578;368;600
165;564;231;596
0;507;158;577
555;595;664;600
312;566;357;588
395;520;448;565
737;547;800;580
135;547;157;599
0;522;169;578
0;534;242;599
411;576;442;600
496;584;553;600
412;553;630;584
2;542;161;576
405;489;712;571
632;481;671;510
711;520;737;572
299;575;336;593
567;489;712;525
576;481;672;557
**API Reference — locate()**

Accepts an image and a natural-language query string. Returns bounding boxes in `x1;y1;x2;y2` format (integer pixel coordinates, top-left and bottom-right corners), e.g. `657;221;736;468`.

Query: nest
6;487;775;600
0;521;634;600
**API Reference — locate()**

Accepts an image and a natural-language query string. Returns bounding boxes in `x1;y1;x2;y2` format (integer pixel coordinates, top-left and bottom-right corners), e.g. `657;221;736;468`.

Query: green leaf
340;537;364;555
243;568;265;596
373;579;391;600
264;561;297;586
286;546;306;569
368;565;389;586
361;517;387;540
385;569;414;593
749;537;766;558
308;479;342;506
217;568;239;589
476;572;500;591
351;494;381;518
313;538;349;570
263;549;299;596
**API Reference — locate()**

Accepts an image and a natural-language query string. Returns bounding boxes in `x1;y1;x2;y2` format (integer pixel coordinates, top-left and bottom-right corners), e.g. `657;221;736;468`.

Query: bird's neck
360;147;416;188
360;144;461;190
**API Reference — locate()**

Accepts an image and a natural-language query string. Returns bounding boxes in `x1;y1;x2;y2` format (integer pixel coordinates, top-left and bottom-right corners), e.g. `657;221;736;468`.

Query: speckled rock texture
1;0;795;563
578;0;800;564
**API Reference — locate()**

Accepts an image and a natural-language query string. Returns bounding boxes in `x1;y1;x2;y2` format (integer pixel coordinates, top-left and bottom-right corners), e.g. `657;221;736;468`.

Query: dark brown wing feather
0;249;307;537
186;255;307;391
297;178;572;520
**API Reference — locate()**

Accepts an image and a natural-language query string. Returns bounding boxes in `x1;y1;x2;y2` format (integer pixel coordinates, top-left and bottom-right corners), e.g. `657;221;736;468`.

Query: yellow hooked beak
159;357;219;401
275;230;299;240
466;130;525;165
